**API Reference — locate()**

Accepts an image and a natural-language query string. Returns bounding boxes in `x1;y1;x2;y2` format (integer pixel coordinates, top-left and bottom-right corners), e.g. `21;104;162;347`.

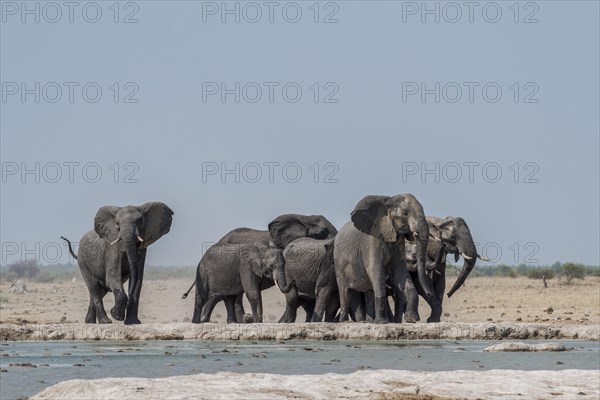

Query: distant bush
33;270;56;283
7;260;40;280
561;263;586;283
1;271;19;283
527;268;554;280
585;266;600;277
494;265;517;278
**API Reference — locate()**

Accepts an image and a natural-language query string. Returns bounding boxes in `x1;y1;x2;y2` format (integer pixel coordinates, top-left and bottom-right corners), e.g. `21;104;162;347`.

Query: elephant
182;213;337;322
334;194;441;323
191;242;289;323
218;213;337;248
404;216;490;322
274;237;339;322
61;202;173;324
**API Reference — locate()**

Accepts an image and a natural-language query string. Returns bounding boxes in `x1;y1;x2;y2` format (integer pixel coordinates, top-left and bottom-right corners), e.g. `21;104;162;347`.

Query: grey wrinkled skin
276;237;339;323
334;194;441;324
404;216;481;322
185;214;337;322
191;243;284;324
70;202;173;325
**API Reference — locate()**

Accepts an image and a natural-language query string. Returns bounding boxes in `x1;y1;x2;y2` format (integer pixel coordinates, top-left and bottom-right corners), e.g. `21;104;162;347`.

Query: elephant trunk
121;228;140;295
415;225;434;297
414;223;442;322
274;264;294;294
446;238;477;298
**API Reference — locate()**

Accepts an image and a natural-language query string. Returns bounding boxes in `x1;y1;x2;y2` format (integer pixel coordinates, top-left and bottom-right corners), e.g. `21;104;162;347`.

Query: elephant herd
62;194;489;325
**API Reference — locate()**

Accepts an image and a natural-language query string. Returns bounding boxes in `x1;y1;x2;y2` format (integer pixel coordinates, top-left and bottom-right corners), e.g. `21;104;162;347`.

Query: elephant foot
111;291;128;321
242;314;255;323
404;312;420;323
84;316;97;323
110;306;126;321
124;316;141;325
98;316;112;324
426;316;441;323
374;318;389;324
226;319;237;324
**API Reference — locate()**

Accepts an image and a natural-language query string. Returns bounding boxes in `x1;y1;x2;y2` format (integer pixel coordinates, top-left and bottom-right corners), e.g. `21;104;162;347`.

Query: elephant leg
80;263;111;324
192;286;208;324
85;298;96;323
301;299;315;322
404;273;420;323
234;294;246;323
433;264;446;306
245;288;263;323
364;291;376;322
386;296;395;322
324;292;340;322
336;279;351;322
390;257;408;323
224;296;238;323
105;251;128;322
312;285;334;322
200;294;223;323
363;255;388;323
279;290;299;323
349;291;365;322
125;250;146;325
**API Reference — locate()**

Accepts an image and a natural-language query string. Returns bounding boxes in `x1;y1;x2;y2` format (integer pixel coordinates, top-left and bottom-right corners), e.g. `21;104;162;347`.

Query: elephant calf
275;237;338;322
192;242;288;323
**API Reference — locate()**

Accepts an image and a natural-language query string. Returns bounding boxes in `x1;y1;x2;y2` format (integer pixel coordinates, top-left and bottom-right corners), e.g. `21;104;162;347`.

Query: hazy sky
1;1;598;267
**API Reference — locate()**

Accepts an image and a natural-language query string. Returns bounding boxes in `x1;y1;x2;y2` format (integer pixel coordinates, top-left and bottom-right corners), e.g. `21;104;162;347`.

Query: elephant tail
181;281;195;299
60;236;77;260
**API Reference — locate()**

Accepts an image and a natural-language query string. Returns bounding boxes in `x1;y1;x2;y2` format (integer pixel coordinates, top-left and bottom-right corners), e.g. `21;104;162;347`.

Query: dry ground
0;276;598;326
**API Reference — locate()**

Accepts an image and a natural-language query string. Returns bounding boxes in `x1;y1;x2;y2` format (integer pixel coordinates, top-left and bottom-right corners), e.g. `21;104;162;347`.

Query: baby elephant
192;242;289;323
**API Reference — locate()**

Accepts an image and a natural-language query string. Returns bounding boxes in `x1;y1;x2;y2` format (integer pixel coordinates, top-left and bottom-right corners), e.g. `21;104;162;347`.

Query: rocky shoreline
2;322;598;341
31;369;600;400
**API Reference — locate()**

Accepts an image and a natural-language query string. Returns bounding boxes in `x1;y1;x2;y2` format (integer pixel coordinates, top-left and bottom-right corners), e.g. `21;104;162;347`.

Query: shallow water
1;340;599;400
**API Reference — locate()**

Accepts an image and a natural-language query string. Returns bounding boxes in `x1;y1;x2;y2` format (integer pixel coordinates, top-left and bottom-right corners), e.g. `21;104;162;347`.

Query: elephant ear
438;216;455;229
241;244;263;278
307;215;338;238
94;206;120;243
268;215;308;248
323;238;335;263
350;195;397;242
137;202;174;249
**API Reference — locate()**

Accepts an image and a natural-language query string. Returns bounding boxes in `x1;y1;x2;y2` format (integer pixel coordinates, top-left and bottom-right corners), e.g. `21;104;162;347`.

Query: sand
1;276;598;327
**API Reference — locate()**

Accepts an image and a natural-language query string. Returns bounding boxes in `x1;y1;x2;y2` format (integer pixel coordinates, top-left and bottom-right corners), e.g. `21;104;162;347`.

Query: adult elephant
274;237;338;322
404;216;490;322
191;242;289;323
181;214;338;322
61;202;173;324
334;194;441;323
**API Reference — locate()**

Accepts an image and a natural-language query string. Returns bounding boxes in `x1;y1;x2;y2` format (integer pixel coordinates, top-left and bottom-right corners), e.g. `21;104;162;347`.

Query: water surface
1;340;598;400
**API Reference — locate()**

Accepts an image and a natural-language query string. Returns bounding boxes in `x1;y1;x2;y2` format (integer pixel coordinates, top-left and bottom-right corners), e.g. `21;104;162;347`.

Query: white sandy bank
2;322;599;341
31;369;600;400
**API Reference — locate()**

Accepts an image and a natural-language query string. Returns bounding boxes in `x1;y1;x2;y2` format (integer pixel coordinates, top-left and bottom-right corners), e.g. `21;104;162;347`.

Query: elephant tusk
461;253;474;260
429;235;442;242
137;235;144;243
477;254;491;262
412;231;419;238
110;237;121;245
434;269;442;275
